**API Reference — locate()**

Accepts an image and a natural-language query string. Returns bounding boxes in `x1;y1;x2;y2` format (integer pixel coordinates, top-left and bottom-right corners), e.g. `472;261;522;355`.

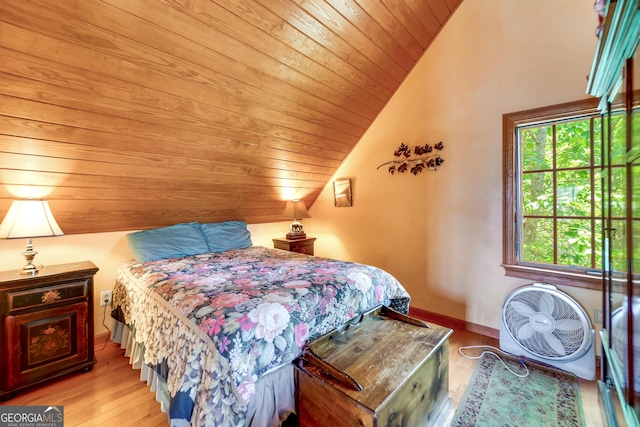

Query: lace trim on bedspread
114;267;248;426
112;247;411;427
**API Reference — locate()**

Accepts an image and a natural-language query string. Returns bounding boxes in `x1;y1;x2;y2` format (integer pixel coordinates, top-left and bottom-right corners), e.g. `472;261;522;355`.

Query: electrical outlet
100;290;113;307
594;308;603;324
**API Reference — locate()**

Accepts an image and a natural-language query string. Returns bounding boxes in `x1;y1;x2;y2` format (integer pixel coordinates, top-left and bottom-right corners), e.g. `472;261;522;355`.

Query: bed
111;221;411;427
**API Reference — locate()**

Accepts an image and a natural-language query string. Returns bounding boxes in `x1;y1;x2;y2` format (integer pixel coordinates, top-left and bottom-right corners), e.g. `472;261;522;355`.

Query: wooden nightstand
0;261;99;400
273;237;316;256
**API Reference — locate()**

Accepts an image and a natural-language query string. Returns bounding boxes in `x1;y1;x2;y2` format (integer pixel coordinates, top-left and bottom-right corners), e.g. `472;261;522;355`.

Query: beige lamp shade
280;200;311;220
0;199;64;239
0;200;63;275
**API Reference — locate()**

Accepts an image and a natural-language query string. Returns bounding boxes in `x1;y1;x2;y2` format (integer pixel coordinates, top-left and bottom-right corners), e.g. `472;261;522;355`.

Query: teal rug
451;353;586;427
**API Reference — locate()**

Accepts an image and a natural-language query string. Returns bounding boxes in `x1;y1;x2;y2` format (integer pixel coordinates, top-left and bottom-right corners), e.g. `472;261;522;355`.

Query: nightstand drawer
7;281;88;313
273;237;316;256
290;242;313;255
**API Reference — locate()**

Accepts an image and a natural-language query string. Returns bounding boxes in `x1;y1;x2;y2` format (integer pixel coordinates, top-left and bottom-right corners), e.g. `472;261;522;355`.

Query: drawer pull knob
42;290;61;303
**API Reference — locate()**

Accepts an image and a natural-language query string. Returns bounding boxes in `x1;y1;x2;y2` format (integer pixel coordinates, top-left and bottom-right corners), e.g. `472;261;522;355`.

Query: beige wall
308;0;604;334
0;0;605;341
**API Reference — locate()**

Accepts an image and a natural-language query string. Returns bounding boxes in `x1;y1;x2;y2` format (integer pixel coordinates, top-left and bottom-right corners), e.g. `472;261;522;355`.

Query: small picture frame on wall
334;178;352;207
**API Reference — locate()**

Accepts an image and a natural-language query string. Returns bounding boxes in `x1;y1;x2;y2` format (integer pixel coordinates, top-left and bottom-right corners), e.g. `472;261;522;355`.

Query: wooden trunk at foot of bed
294;306;453;427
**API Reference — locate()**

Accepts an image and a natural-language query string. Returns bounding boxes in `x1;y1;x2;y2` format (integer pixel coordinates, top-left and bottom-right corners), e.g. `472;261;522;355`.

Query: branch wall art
377;142;445;175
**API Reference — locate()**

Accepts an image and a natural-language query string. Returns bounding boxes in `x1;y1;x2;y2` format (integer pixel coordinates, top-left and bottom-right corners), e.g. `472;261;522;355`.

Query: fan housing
611;302;640;390
499;283;595;380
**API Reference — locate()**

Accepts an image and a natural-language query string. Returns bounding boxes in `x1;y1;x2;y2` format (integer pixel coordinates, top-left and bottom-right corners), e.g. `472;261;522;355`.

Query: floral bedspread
113;246;410;426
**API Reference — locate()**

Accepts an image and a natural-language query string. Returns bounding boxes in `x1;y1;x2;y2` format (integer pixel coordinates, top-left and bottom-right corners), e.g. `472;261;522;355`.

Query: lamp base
20;241;39;275
286;232;307;240
288;220;307;240
21;263;38;275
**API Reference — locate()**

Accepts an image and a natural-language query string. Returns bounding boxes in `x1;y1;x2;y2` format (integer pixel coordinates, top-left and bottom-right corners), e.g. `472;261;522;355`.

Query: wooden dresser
0;261;99;400
294;306;453;426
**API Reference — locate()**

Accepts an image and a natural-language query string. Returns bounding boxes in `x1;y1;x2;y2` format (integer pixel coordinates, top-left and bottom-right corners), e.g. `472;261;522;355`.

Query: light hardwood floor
3;326;603;426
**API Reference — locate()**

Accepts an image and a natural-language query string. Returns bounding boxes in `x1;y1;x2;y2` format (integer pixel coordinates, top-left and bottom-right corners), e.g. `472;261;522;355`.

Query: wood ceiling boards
0;0;462;234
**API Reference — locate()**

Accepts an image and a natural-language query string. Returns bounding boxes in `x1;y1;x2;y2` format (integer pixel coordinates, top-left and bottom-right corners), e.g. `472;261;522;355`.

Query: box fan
500;283;595;380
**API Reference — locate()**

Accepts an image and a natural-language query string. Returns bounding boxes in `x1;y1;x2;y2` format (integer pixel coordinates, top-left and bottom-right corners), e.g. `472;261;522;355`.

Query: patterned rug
451;353;586;427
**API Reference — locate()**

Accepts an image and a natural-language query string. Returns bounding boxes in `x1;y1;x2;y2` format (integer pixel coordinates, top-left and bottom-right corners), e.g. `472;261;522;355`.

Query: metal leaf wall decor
377;142;445;175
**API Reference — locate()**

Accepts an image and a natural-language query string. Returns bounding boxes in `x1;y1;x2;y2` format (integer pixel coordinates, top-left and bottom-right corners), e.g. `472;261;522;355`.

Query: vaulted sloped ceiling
0;0;462;234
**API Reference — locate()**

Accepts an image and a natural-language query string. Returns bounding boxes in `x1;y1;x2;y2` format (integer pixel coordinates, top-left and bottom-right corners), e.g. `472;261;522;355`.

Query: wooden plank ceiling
0;0;461;234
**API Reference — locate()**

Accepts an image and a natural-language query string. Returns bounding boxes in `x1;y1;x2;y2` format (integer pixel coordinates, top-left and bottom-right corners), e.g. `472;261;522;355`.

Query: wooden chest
294;306;453;427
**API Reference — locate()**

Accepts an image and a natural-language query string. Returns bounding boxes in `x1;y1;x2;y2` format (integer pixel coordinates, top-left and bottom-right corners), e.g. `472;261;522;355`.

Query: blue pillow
127;222;210;262
199;221;252;252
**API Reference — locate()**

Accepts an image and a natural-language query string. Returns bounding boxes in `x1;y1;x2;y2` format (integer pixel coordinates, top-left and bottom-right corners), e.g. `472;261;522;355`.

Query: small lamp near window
281;200;311;240
0;199;64;275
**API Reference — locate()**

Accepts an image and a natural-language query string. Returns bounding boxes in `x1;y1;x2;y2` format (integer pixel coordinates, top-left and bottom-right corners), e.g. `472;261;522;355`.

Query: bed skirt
110;320;295;427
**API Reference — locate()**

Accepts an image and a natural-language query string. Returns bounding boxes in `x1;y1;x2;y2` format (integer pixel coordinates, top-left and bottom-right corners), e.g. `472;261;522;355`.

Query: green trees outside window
518;112;627;272
502;98;635;290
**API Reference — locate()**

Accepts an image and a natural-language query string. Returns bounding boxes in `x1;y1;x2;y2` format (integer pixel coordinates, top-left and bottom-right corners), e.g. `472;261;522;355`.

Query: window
503;99;606;290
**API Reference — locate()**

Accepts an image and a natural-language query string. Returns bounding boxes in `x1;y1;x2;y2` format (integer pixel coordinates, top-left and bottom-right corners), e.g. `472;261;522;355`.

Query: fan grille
503;287;590;360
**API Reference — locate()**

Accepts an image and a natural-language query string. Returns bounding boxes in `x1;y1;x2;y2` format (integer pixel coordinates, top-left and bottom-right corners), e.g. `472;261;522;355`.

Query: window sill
503;264;604;292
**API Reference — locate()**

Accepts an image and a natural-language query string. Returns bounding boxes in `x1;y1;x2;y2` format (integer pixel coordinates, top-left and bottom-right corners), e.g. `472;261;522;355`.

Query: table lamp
281;200;311;240
0;199;64;275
